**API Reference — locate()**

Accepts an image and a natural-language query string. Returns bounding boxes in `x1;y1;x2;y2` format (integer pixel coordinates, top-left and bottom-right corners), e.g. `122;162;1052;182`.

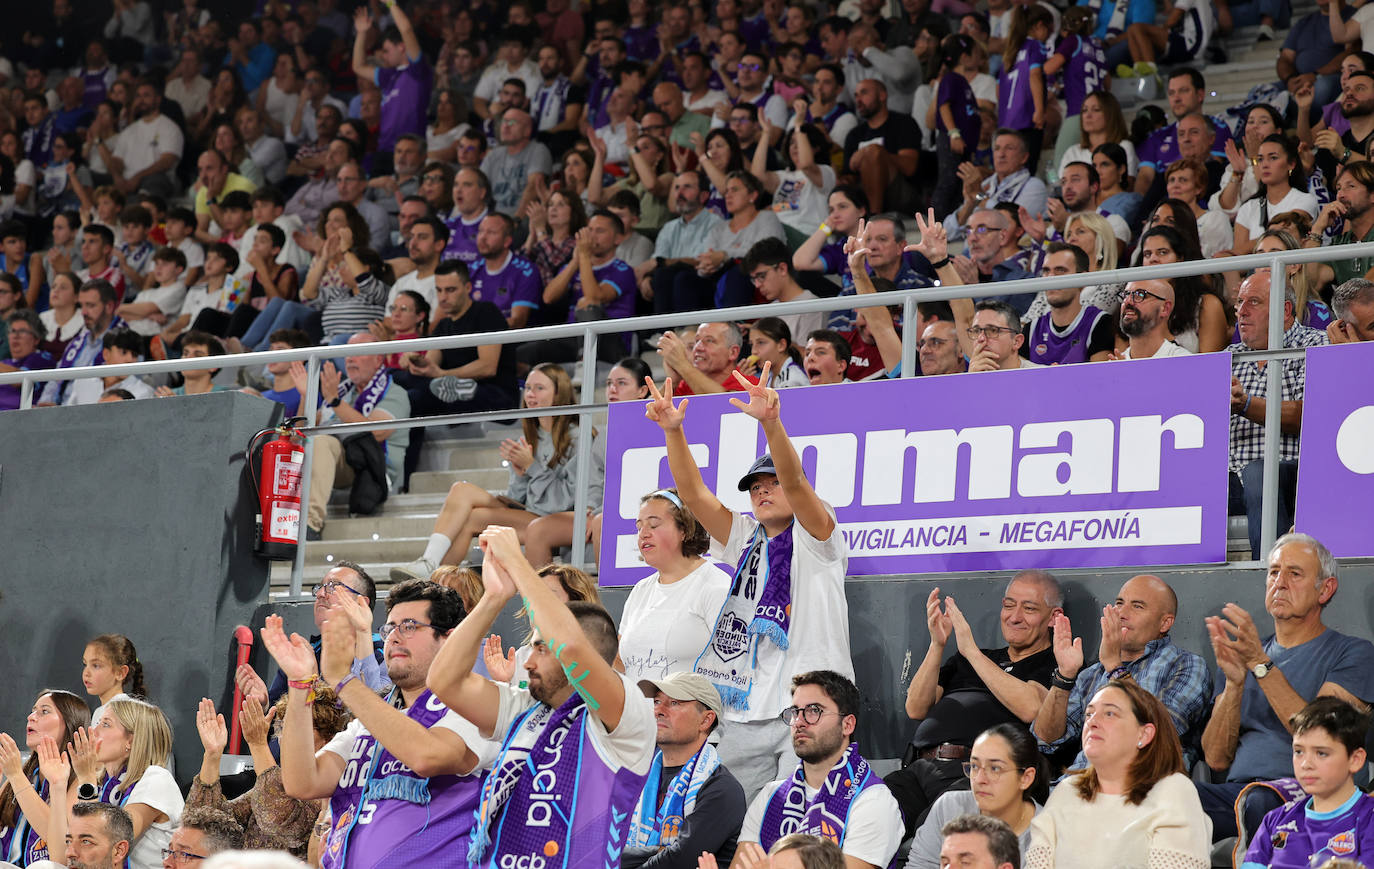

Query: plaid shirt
1035;635;1211;770
1227;322;1328;473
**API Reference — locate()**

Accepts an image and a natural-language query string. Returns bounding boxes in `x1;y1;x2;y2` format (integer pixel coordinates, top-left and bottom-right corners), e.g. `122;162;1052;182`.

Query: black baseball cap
737;454;778;491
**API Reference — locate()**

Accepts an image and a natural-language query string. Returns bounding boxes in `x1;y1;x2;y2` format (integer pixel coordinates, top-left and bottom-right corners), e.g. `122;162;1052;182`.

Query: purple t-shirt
81;67;110;109
1024;305;1110;365
443;209;485;268
1056;34;1109;117
623;24;658;60
376;59;433;152
471;253;543;318
999;39;1047;130
1139;115;1234;170
936;73;980;144
1243;792;1374;869
566;257;637;321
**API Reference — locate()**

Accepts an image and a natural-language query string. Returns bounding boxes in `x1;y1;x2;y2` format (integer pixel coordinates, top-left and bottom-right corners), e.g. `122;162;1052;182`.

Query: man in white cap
622;672;748;869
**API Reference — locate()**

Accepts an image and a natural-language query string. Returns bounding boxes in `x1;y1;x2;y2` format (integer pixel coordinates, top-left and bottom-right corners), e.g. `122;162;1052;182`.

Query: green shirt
1331;222;1374;286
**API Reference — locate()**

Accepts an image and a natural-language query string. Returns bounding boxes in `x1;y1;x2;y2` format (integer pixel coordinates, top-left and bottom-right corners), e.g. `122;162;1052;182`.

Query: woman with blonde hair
72;698;183;869
1252;229;1334;328
391;363;602;580
1064;212;1127;314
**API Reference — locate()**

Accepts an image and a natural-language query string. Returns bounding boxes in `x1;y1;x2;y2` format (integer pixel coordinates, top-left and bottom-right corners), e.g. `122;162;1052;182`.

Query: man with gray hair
56;801;134;869
1196;533;1374;841
954;300;1042;373
162;807;245;865
889;571;1062;836
656;322;756;395
1328;276;1374;343
940;814;1021;869
1226;270;1328;559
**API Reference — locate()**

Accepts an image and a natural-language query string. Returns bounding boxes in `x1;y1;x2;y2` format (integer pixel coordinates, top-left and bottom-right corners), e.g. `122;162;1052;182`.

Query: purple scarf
321;690;483;868
470;692;648;868
60;316;127;369
694;523;794;710
759;744;884;853
0;772;50;863
338;366;392;415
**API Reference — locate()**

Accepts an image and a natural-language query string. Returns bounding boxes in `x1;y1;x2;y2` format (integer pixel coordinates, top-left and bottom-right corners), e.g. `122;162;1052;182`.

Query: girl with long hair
998;5;1054;168
1136;224;1230;352
691;127;748;219
1059;91;1139;178
743;316;808;387
792;185;870;286
1212;104;1285;215
83;633;147;725
525;189;588;288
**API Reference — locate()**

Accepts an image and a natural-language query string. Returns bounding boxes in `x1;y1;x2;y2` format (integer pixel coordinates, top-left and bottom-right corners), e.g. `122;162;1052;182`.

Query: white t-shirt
1357;4;1374;50
1234;188;1319;238
112;114;184;178
486;671;657;778
428;122;469;158
709;507;852;723
1173;0;1214;56
474;60;542;106
1124;339;1193;358
1058;140;1140;179
388;269;437;313
322;700;500;775
971;72;997;106
121;765;184;869
685;89;730;114
174;237;205;271
769;165;836;235
1196;208;1234;258
126;281;188;336
66;375;154;405
90;692;131;728
179;277;245;326
619;560;732;682
740;771;905;866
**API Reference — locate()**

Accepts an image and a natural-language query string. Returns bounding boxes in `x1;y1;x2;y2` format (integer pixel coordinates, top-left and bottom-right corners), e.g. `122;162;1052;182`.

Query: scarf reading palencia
0;772;51;864
694;523;794;710
469;692;648;869
627;743;722;848
322;689;484;868
759;744;886;855
337;366;392;415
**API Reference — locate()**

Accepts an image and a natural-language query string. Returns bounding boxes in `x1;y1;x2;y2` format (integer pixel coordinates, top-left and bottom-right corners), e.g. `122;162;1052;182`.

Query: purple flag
599;354;1233;585
1295;343;1374;556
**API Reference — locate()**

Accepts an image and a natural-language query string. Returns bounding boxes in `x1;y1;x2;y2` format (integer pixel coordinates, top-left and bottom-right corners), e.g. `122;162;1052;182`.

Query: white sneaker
390;557;436;582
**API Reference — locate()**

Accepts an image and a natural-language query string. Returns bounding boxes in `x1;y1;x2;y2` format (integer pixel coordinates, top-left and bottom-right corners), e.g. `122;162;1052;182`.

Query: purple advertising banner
598;353;1233;586
1295;343;1374;557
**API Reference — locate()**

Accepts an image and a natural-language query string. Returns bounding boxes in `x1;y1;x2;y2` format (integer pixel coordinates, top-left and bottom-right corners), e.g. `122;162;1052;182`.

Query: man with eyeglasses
266;578;498;866
742;238;824;345
733;51;788;145
333;158;390;252
737;671;903;868
918;320;965;376
621;672;747;869
159;807;242;868
1118;279;1192;358
953;300;1043;373
0;309;54;410
480;108;552;218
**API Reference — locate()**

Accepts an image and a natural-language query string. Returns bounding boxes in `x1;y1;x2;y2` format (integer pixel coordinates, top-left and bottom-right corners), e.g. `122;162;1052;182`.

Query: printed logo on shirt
1271;831;1288;849
1328;830;1357;856
710;612;750;662
499;854;547;869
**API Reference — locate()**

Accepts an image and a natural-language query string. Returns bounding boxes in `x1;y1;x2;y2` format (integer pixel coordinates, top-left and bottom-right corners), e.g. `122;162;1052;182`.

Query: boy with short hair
1242;697;1374;869
114;204;156;288
119;247;188;346
606;188;654;267
216;191;254;245
164;207;205;288
135;192;169;245
237;185;308;275
241;327;310;415
82;184;125;230
154;242;243;357
65;326;155;404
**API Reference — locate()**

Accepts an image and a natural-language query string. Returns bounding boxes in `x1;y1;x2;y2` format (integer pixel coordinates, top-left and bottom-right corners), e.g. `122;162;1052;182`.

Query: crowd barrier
6;243;1372;595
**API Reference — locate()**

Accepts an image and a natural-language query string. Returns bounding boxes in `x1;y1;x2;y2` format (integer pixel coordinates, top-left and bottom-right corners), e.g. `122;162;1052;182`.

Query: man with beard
427;526;657;869
1134;68;1232;194
1021;243;1114;365
37;279;125;406
1040;163;1131;245
469;213;542;329
621;673;747;869
1329;277;1374;342
642;170;724;313
789;64;857;156
1311;161;1374;287
842;79;921;213
736;671;904;867
384;214;444;314
265;578;497;866
1119;279;1192;358
1315;72;1374;181
104;79;183;198
57;802;134;869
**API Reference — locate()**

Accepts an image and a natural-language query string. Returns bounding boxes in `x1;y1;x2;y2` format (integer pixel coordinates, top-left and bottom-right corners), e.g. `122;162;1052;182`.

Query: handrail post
1259;256;1286;560
19;375;32;410
290;356;322;597
901;296;917;378
570;330;597;571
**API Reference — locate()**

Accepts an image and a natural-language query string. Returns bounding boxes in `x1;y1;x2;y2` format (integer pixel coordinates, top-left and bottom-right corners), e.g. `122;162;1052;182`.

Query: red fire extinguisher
247;418;307;560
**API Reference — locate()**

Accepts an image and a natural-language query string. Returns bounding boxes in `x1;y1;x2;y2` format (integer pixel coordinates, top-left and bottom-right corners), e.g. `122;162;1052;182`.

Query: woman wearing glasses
1023;680;1211;869
904;724;1048;869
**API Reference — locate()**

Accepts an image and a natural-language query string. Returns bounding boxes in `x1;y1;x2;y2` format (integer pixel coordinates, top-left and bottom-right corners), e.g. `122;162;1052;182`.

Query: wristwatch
326;397;342;408
1252;659;1276;679
77;783;99;801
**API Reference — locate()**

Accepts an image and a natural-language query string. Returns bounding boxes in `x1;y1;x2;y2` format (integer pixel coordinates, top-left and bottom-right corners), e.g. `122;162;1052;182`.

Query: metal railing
5;241;1365;596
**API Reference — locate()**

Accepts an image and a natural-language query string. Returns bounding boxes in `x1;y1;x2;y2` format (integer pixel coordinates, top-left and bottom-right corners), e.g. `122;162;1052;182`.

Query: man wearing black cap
645;365;853;800
622;672;747;869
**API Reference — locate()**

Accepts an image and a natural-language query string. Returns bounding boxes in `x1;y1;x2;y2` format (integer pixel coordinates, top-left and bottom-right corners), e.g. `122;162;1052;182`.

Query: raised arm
1030;613;1084;744
426;565;509;738
388;0;423;61
645;375;735;543
351;7;379;82
752;120;779;191
846;230;901;374
945;596;1048;722
906;588;952;719
260;615;347;801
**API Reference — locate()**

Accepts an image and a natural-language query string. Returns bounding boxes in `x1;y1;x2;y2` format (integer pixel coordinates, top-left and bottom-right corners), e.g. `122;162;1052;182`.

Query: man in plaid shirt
1227;271;1328;559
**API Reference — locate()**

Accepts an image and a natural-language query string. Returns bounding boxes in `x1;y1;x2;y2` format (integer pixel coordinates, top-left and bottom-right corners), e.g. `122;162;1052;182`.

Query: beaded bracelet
287;677;320;705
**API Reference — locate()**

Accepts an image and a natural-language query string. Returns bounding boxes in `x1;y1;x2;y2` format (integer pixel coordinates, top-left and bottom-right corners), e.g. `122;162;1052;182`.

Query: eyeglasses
379;618;437;640
780;703;842;726
738;62;763;72
748;269;773;285
310;580;368;600
966;325;1017;338
6;328;37;338
962;761;1020;780
160;849;206;863
1116;287;1169;304
422;173;446;183
966;224;1004;236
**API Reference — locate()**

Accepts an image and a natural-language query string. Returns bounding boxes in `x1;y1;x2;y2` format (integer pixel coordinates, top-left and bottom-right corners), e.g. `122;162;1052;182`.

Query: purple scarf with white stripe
338;366;392;414
759;744;885;853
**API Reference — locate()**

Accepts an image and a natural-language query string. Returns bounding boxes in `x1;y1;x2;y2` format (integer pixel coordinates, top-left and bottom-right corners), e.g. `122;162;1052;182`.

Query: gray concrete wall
0;393;281;777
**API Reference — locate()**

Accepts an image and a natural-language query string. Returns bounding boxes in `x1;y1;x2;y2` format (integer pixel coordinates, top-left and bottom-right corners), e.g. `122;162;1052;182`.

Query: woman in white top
427;88;469;165
83;101;122;181
906;724;1047;869
1058;91;1139;179
1208;104;1284;218
753;121;836;238
1223;134;1319;257
255;54;302;139
742;316;810;388
618;488;731;683
1024;680;1211;869
72;699;183;869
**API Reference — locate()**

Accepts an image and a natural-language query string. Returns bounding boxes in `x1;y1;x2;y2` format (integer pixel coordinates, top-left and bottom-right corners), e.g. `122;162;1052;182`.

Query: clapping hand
1098;605;1124;672
484;634;517;683
235;663;270;708
1050;612;1083;680
239;698;278;750
196;697;228;757
498;436;534;473
34;736;69;788
260;614;319;683
925;587;952;647
320;361;342;401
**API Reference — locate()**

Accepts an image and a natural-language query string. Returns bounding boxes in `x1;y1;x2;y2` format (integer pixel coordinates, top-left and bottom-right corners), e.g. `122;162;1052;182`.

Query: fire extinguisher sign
273;451;304;496
270;504;301;540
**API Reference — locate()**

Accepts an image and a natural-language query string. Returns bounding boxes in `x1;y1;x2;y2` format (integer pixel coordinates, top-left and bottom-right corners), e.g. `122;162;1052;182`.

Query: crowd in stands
8;0;1374;866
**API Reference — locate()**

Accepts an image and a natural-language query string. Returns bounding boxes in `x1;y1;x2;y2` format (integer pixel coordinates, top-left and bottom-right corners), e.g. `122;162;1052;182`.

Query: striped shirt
320;272;388;340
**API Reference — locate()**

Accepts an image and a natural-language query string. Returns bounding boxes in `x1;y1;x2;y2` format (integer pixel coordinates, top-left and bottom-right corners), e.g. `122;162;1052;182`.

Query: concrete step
319;512;439;541
408;467;508;494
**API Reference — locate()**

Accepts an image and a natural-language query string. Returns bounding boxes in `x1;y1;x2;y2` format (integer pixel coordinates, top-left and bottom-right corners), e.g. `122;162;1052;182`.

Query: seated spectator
1329;276;1374;342
327;159;390;253
1090;144;1146;231
792;185;869;295
1226;271;1328;559
736;671;904;867
919;319;967;375
0;310;55;410
37;278;124;406
210;122;268;191
1242;697;1374;869
652;81;711;149
480;108;551;217
605;190;656;266
756;122;835;242
193;149;258;245
907;725;1049;869
692;127;749;221
1199;534;1374;841
1118;280;1193;359
520;210;637;365
163;209;205;289
1310;163;1374;289
78;224;127;301
657;322;756;396
951;210;1036;319
844;79;921;214
640;169;724;315
1026;680;1212;868
54;802;134;869
386;215;444;314
65;326;154;405
298;213;390;346
938;815;1021;869
1252;230;1333;330
1059;91;1140;178
1021;243;1114;365
366;136;426;224
743;317;809;388
523;189;586;291
212;191;255;248
241;328;310;416
1135;69;1233;195
1279;3;1349;114
0;275;19;360
0;221;43;310
892;572;1060;836
474;27;542;122
1121;0;1212;75
1032;574;1210;772
157;807;244;864
0;688;89;861
1210;105;1283;219
287;98;344;177
301;333;410;538
442;167;491;270
155;332;229;397
1135;224;1230;352
801;329;852;385
391;363;596;579
236;107;288;187
285;138;351;230
1218;135;1319;258
686;171;786;310
743;239;825;343
828;212;932;331
531;48;583;155
118;248;187;342
945;129;1049;242
469;213;541;329
106;79;183;198
621;672;746;869
160;243;245;356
